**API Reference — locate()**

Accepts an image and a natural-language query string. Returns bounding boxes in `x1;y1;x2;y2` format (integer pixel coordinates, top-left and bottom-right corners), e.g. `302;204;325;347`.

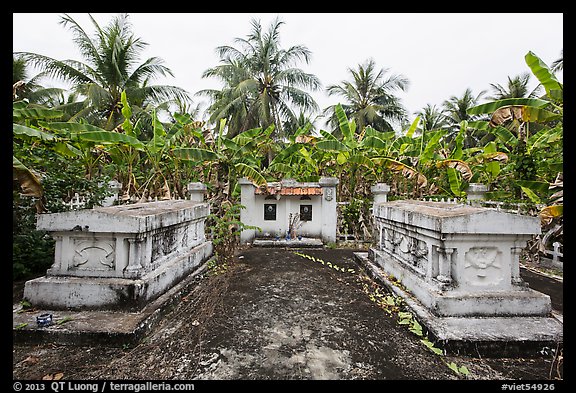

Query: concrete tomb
365;195;562;353
23;198;213;311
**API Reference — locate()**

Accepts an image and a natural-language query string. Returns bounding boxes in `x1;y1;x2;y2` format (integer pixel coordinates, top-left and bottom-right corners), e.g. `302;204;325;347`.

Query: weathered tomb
364;197;562;354
23;198;213;311
239;177;339;244
371;199;550;316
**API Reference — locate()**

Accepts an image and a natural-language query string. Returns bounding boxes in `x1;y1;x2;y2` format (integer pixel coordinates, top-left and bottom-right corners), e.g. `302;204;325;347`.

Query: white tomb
371;199;551;317
24;198;213;311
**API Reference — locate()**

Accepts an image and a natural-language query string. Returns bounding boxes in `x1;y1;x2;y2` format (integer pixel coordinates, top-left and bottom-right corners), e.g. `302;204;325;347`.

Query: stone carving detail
324;188;334;201
381;227;428;273
152;228;179;261
412;240;428;259
463;247;502;286
181;225;189;247
72;239;115;270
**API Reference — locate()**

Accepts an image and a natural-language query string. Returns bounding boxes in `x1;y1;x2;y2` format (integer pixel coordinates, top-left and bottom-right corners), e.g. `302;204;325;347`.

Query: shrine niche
238;177;339;244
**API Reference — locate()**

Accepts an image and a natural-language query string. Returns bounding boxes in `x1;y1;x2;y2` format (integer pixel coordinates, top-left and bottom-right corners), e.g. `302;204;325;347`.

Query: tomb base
24;241;213;311
371;248;552;317
356;252;563;356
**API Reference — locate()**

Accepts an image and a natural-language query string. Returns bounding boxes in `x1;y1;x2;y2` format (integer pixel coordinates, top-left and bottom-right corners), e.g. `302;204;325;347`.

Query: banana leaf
172;147;219;162
521;106;562;123
482;142;504;179
13;156;43;198
233;126;266;145
528;126;563;152
516;180;550;194
234;163;267;187
13;123;57;141
487;125;518;146
348;154;375;168
361;135;388;149
437;159;473;181
447;167;465;197
316;139;349;152
72;131;146;150
319;129;339;141
539;205;563;226
13;107;64;121
267;163;295;175
221;137;240;152
53;141;81;158
364;126;396;140
375;157;428;188
467;120;489;130
335;104;353;142
405;116;421;138
150;111;166;152
525;51;563;96
38;121;108;134
298;146;318;170
520;186;542;204
451;121;467;160
467;98;549;115
420;130;447;163
120;91;134;137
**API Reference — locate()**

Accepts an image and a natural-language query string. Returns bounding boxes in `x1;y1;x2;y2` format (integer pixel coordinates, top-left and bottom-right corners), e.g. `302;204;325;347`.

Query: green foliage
207;202;260;265
12;224;54;280
205;258;228;276
340;198;371;240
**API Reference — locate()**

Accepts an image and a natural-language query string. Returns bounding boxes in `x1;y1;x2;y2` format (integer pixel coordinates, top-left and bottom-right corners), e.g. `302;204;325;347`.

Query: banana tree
13;99;67;212
467;51;563;257
316;104;429;200
467;51;562;204
172;118;268;213
13;99;120;212
266;127;324;182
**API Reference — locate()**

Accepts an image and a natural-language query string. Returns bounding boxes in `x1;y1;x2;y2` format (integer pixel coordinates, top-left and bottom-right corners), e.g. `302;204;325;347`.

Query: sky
13;13;563;129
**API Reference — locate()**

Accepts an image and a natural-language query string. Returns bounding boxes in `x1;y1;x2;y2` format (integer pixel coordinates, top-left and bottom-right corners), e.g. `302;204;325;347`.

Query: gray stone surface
14;260;210;346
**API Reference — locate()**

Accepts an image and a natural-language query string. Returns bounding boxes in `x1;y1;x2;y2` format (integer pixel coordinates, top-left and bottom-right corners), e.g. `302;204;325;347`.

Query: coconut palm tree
13;56;64;105
486;72;541;100
324;58;409;136
441;88;487;147
15;13;190;130
415;104;449;134
551;49;563;73
442;88;486;126
198;17;321;140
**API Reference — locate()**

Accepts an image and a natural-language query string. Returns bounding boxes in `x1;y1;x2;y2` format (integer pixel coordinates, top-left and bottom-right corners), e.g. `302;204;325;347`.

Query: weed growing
294;251;470;378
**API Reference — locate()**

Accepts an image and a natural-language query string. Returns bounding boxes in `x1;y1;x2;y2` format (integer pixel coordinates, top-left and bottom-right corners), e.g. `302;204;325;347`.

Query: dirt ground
12;247;563;381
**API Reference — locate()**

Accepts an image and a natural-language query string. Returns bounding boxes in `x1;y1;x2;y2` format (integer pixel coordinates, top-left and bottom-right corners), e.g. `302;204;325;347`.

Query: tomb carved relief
463;246;502;286
381;227;429;274
72;239;115;270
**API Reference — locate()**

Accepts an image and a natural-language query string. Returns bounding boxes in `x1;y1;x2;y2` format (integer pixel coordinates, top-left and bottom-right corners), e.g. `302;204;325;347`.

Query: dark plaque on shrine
264;204;277;220
300;205;312;221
